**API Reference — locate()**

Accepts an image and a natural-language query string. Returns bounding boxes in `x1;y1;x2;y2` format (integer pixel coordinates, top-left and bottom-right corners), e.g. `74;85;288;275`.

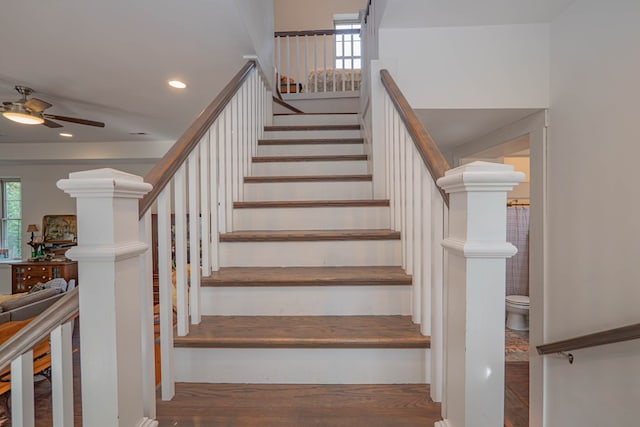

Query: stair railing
55;59;272;424
375;65;525;427
377;69;450;403
138;59;271;403
0;288;78;426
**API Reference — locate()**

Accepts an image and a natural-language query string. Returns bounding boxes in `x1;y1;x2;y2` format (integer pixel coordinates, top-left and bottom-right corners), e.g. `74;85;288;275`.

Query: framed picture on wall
42;215;77;244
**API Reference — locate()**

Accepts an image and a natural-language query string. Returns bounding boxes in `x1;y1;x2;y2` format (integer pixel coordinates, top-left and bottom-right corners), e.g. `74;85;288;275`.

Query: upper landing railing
274;28;362;95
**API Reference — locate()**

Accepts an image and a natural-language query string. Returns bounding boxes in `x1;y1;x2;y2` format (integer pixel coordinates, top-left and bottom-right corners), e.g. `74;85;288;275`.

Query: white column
435;161;524;427
57;168;158;427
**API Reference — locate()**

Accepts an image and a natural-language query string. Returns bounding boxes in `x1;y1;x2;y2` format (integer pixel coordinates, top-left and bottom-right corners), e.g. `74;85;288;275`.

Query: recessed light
59;132;73;137
168;80;187;89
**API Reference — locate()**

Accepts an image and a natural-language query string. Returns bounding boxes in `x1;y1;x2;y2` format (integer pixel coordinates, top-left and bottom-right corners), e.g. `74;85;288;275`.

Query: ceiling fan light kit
1;85;105;128
2;108;45;125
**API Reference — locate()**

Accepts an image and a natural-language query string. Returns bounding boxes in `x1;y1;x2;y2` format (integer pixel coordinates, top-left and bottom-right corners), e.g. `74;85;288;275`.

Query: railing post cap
436;161;525;194
57;168;152;198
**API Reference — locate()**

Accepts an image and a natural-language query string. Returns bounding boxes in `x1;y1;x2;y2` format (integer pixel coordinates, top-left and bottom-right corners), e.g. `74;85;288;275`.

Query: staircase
171;103;432;385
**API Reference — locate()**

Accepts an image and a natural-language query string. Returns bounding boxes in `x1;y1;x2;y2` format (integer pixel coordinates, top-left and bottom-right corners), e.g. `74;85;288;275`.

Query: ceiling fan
1;85;105;128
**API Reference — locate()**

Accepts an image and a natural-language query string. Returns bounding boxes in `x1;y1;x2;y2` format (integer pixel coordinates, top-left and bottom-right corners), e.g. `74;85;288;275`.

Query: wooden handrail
274;29;360;38
537;322;640;356
380;69;450;205
139;60;257;218
0;287;79;373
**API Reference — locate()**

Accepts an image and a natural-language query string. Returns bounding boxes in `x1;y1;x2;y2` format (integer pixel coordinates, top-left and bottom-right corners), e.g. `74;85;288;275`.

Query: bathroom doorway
454;114;546;427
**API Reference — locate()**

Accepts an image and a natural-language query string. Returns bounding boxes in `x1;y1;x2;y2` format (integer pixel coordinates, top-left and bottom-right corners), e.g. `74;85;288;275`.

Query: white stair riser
200;286;411;316
233;206;390;230
263;130;361;139
244;181;372;201
174;348;429;384
220;240;401;267
252;161;367;176
257;143;364;156
273;114;359;126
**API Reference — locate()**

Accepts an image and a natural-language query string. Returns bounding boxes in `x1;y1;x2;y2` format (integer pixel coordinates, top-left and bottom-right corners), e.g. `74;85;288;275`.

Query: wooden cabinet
11;260;78;294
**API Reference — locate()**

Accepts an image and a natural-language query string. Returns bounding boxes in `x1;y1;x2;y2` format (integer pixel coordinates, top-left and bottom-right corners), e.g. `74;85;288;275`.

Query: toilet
505;295;530;331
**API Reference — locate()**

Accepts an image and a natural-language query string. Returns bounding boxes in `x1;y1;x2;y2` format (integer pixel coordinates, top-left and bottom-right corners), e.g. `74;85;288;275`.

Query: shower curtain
506;206;530;296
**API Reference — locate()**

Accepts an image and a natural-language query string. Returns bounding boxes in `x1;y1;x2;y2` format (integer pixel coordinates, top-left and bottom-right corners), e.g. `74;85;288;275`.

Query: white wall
545;0;640;425
378;24;550;109
273;0;365;31
235;0;275;84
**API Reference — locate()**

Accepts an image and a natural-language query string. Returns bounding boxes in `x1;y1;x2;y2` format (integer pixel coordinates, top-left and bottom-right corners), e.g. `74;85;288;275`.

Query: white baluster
12;351;34;427
314;34;318;92
218;112;228;233
405;131;414;277
323;34;327;92
430;180;444;403
157;185;175;401
139;210;156;418
399;129;407;269
286;35;291;91
210;122;220;272
188;150;201;324
304;35;309;93
411;152;421;324
224;106;233;231
295;35;300;91
174;164;189;335
51;322;73;427
200;134;211;276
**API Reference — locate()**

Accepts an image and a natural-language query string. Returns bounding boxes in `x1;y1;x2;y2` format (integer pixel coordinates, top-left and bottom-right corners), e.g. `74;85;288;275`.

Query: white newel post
57;169;157;427
435;162;524;427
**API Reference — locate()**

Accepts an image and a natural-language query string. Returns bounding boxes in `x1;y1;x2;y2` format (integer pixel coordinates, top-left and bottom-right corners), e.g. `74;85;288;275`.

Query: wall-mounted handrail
139;60;257;218
0;287;78;372
380;69;450;205
537;322;640;356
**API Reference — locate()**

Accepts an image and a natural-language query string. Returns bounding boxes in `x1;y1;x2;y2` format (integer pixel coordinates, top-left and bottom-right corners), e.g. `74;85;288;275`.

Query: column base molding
435;419;452;427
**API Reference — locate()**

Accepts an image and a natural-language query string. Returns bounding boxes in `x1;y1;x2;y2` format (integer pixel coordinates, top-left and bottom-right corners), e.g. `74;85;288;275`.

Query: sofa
0;278;75;324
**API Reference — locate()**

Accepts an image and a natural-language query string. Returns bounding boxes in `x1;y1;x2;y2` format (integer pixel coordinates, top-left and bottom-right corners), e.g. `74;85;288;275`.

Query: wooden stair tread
258;138;364;145
219;229;400;242
233;199;389;209
244;174;372;183
156;384;442;426
174;315;430;348
264;124;360;131
252;154;367;162
201;266;411;287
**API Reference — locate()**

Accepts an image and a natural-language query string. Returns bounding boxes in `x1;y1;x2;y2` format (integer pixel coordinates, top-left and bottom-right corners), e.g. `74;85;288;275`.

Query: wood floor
505;362;530;427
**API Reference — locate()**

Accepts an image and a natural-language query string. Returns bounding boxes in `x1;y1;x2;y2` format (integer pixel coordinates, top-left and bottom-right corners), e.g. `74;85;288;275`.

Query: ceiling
0;0;256;145
0;1;561;159
414;108;540;154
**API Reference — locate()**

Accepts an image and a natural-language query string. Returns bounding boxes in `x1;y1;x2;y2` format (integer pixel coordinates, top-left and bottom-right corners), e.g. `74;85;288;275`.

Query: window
335;20;361;70
1;179;21;259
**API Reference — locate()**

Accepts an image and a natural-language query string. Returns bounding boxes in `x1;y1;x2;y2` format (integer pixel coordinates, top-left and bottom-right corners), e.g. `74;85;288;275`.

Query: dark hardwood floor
505;362;529;427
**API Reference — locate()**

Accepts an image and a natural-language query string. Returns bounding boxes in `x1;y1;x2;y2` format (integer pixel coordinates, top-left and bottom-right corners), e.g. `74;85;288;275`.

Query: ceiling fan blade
42;118;63;128
24;98;52;113
44;114;105;128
